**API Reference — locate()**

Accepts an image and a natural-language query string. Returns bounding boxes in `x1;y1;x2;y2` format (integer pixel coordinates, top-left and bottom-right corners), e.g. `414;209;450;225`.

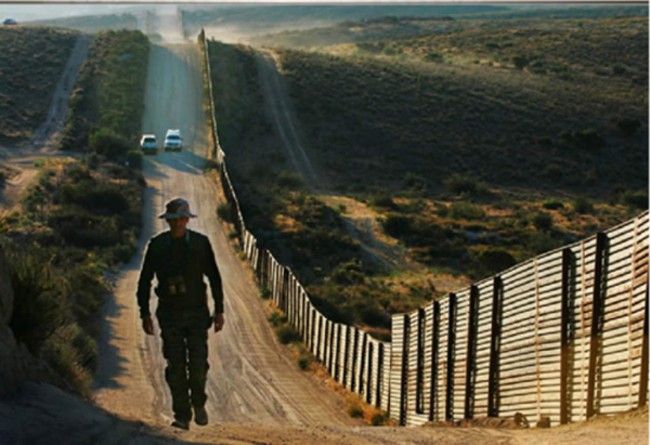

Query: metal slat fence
200;31;648;427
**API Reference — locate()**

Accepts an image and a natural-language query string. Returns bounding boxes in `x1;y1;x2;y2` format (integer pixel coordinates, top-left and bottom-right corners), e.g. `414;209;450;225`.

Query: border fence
198;31;649;426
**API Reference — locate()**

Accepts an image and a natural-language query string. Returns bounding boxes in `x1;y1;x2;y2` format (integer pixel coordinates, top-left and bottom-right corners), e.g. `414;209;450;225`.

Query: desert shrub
260;286;271;299
532;212;553;231
268;311;287;326
276;325;301;344
6;248;70;354
59;181;130;215
217;203;234;223
126;150;143;169
424;52;444;63
445;174;487;196
512;55;529;69
382;214;414;238
330;260;365;285
573;128;605;150
403;172;427;193
621;190;648;210
615;117;641;137
297;350;314;370
435;202;449;217
449;202;486;220
347;400;364;418
527;232;559;254
573;197;594;214
473;248;516;277
542;199;564;210
89;128;131;160
112;242;136;263
371;411;390;426
277;171;303;190
369;193;396;209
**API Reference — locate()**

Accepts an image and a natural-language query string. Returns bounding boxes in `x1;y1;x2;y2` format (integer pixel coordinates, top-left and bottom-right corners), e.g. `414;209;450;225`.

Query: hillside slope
0;27;77;142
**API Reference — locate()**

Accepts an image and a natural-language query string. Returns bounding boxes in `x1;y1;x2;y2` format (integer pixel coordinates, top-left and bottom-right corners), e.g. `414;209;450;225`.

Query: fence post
343;325;351;388
316;315;323;360
281;268;289;313
415;308;425;414
560;248;575;424
400;314;410;426
639;273;649;407
310;309;316;354
351;329;359;392
429;301;440;421
335;324;342;381
488;276;504;417
376;342;384;408
464;286;479;419
302;294;309;342
445;293;457;422
328;321;336;374
359;333;367;397
587;232;608;419
367;342;374;404
324;320;331;366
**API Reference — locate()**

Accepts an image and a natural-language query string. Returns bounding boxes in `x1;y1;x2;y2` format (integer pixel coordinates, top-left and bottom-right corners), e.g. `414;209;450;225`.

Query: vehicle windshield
167;135;180;140
144;137;156;143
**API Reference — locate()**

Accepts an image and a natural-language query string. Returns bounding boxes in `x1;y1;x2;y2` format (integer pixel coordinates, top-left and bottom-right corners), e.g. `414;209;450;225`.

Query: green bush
89;128;131;160
371;411;389;426
382;214;414;238
260;286;271;299
347;402;364;418
276;325;301;344
369;193;396;209
126;150;143;170
449;202;486;220
268;310;287;326
330;260;365;285
542;199;564;210
532;212;553;231
217;203;234;222
615;117;640;137
473;248;516;277
277;171;303;189
445;174;487;196
621;190;648;210
297;352;313;370
573;197;594;214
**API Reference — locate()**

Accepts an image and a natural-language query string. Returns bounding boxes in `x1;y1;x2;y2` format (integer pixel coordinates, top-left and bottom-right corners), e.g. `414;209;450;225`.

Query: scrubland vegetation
213;13;648;338
0;27;77;141
62;30;149;165
1;30;149;395
32;14;138;33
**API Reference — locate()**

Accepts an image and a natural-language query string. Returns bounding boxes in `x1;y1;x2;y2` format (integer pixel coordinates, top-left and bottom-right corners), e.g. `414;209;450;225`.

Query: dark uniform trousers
157;306;212;422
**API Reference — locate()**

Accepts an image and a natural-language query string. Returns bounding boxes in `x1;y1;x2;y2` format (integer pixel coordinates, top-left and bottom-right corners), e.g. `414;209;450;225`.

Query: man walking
137;197;225;430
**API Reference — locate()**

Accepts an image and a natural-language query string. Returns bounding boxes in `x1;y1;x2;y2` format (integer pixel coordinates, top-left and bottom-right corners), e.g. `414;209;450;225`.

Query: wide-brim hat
158;197;197;219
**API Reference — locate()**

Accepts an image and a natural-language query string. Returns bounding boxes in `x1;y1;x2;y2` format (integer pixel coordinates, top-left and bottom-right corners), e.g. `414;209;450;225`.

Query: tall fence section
198;31;649;427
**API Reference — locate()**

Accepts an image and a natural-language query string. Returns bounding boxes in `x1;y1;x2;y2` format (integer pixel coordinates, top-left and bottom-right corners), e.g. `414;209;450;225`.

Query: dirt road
92;39;355;428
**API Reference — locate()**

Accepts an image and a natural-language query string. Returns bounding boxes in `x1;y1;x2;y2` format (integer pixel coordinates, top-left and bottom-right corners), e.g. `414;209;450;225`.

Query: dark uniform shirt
137;229;224;319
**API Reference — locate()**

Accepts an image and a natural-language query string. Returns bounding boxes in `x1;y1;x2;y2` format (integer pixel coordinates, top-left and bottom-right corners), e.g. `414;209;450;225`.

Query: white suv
164;129;182;151
140;134;158;155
